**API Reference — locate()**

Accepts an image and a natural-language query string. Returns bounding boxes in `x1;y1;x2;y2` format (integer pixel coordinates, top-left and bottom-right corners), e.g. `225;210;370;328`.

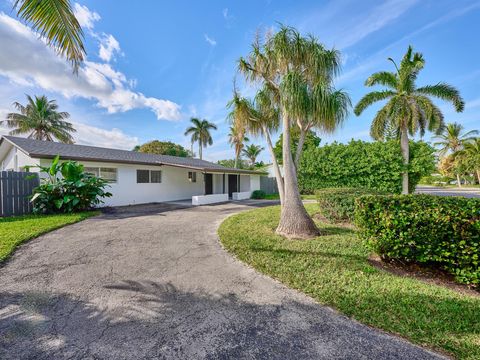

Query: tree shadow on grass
0;281;449;360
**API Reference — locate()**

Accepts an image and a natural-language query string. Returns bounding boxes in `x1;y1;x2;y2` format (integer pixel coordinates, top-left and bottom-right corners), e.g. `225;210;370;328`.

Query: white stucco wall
250;175;260;191
0;145;39;171
39;159;206;207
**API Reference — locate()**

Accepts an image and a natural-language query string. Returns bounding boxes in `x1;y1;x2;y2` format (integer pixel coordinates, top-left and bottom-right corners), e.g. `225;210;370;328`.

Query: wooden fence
0;171;39;217
260;176;278;195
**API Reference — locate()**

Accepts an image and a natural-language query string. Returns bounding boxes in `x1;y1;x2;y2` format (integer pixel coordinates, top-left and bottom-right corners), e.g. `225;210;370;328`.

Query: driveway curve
0;201;445;359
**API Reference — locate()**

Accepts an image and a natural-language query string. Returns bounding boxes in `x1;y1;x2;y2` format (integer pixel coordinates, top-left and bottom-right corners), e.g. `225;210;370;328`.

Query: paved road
416;185;480;198
0;201;445;359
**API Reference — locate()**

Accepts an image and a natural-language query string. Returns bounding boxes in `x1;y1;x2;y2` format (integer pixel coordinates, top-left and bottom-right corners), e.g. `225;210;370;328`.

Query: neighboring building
264;163;284;178
0;136;264;206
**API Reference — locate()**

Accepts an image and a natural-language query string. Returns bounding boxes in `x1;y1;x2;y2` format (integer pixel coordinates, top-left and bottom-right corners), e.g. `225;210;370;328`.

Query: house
0;136;264;206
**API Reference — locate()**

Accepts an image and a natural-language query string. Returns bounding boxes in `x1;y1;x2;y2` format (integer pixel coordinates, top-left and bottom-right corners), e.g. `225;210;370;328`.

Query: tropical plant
273;129;321;164
236;25;350;238
27;156;112;214
354;46;465;194
2;95;76;143
184;118;217;160
228;125;249;168
455;137;480;183
217;158;250;169
13;0;85;71
242;144;264;166
138;140;190;157
433;123;478;186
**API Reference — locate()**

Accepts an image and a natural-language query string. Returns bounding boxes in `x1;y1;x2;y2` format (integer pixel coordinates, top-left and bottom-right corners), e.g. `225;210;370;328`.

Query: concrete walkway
0;201;445;359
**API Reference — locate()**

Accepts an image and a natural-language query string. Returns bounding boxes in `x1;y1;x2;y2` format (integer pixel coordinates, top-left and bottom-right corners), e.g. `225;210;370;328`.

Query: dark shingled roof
1;136;265;175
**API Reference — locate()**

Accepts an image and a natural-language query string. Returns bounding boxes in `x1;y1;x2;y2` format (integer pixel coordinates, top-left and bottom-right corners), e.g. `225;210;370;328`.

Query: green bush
355;194;480;286
251;190;266;199
28;156;112;214
299;140;435;194
316;187;389;223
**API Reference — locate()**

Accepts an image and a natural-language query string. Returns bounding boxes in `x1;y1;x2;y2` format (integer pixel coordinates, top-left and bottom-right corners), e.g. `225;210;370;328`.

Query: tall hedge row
298;140;435;194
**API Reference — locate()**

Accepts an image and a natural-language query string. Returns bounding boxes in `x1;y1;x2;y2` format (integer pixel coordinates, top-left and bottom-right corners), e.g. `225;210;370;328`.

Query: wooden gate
0;171;39;217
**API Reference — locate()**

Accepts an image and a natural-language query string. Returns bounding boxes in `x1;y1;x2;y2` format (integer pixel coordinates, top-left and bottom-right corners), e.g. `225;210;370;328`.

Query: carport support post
223;173;225;194
237;175;240;193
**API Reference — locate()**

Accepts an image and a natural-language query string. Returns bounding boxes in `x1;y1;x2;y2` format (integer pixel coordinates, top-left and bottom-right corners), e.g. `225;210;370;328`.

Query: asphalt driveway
0;201;445;359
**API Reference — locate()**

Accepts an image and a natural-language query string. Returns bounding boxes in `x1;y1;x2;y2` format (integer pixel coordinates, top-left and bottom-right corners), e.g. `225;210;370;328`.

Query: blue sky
0;0;479;162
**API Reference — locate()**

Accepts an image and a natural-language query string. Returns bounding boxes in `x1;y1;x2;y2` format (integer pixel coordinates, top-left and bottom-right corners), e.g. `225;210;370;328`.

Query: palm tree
242;144;264;167
354;46;465;194
238;25;349;238
434;123;478;186
2;95;76;143
13;0;85;71
459;138;480;183
184;118;217;160
228;126;249;168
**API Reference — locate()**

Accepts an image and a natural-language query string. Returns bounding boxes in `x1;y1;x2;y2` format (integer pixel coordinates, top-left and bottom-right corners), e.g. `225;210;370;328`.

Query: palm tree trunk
456;173;462;188
294;127;306;170
276;114;319;239
400;127;409;194
199;143;202;160
234;149;239;168
263;125;284;205
476;169;480;184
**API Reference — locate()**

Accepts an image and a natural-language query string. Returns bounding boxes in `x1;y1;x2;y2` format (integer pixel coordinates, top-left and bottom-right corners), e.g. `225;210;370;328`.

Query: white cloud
222;8;229;19
73;3;100;31
98;33;122;62
0;13;181;121
72;121;138;150
204;34;217;46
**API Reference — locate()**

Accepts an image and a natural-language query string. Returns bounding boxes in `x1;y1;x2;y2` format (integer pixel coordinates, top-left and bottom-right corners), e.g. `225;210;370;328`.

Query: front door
228;174;238;197
204;173;213;195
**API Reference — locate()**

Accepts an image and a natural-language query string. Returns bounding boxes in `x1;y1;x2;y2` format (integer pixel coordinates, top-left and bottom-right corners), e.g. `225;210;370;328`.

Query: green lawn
218;204;480;360
0;212;98;262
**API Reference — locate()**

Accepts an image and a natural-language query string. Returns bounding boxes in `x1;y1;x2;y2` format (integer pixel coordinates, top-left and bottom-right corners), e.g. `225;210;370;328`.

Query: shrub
355;194;480;285
316;187;389;223
299;140;435;194
29;156;112;214
251;190;266;199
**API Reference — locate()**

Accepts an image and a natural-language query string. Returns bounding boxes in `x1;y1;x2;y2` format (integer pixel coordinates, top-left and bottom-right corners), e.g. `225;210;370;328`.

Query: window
188;171;197;183
84;167;117;183
100;168;117;183
151;170;162;183
137;170;150;183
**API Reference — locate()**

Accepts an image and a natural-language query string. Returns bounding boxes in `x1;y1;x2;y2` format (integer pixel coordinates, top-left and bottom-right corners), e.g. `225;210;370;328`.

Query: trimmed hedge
251;190;266;199
299;140;435;194
355;194;480;286
316;187;388;223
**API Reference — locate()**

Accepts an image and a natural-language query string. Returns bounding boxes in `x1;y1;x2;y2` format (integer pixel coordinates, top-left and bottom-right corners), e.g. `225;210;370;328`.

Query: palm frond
365;71;398;89
354;90;395;115
416;83;465;112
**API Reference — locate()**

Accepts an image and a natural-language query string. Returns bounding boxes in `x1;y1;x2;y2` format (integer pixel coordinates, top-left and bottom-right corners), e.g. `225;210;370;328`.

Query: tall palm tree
434;123;478;187
227;86;284;203
238;25;349;238
242;144;264;167
354;46;465;194
13;0;85;71
228;125;249;168
2;95;76;143
184;118;217;160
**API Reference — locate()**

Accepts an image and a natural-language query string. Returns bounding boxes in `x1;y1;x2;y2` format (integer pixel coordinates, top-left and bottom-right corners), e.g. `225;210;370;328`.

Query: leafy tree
299;140;435;194
354;46;464;194
13;0;85;71
455;137;480;183
228;125;249;168
132;145;141;152
138;140;190;157
2;95;76;143
242;144;264;166
27;156;112;214
237;26;349;238
184;117;217;160
273;129;321;164
217;158;250;169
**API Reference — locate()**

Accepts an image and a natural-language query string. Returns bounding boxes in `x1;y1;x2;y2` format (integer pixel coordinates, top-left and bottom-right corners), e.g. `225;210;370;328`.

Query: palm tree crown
14;0;86;71
184;118;217;160
2;95;76;143
242;144;264;166
228;125;249;168
433;122;478;155
354;45;464;193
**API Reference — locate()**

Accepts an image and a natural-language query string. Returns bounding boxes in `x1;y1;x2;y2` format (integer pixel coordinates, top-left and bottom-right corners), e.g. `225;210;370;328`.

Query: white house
0;136;264;206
